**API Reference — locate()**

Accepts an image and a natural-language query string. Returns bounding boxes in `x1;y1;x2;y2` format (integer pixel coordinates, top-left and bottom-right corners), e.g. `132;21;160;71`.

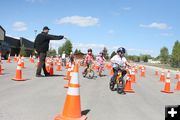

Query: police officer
34;26;64;77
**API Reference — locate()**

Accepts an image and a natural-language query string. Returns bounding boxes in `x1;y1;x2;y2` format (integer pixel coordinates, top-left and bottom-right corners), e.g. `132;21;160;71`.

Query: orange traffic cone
0;55;3;75
49;61;54;75
175;71;179;80
131;68;136;83
124;74;135;93
155;69;158;76
56;60;62;71
12;59;26;81
175;72;180;90
160;69;165;82
110;68;114;76
140;67;145;77
46;61;50;72
14;54;17;62
161;70;173;93
64;64;74;88
54;64;87;120
135;65;138;73
7;53;11;63
31;56;34;63
64;62;72;80
21;57;25;68
29;55;32;62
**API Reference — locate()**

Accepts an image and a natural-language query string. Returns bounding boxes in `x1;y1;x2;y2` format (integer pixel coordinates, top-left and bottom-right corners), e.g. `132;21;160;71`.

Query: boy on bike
82;48;94;74
96;51;106;76
110;47;131;94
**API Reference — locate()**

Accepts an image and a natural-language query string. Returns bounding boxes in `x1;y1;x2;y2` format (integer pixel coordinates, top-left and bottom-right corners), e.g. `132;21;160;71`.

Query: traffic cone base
161;90;173;93
12;78;26;81
64;84;69;88
161;83;173;93
55;114;87;120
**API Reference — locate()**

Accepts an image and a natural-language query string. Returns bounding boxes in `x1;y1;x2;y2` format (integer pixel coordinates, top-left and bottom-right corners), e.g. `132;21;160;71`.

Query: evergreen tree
159;47;169;64
170;40;180;68
103;47;109;60
58;39;73;55
19;44;26;57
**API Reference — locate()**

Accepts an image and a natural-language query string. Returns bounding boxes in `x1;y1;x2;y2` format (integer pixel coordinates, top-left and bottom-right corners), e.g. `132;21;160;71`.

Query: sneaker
36;74;44;77
45;73;51;76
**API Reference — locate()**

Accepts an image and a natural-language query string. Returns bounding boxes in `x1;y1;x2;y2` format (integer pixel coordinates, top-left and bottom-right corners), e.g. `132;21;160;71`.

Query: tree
58;39;73;55
127;55;140;62
110;51;116;58
19;44;26;57
139;54;151;62
170;40;180;68
103;47;109;60
160;47;169;64
47;47;56;57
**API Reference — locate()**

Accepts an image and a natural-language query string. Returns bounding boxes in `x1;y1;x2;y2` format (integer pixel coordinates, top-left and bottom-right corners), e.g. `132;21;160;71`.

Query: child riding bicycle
110;47;131;94
82;48;94;74
96;51;106;76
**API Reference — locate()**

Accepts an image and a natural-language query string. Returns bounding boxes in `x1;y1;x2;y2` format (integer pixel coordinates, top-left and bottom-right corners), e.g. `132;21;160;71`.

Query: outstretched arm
46;34;64;40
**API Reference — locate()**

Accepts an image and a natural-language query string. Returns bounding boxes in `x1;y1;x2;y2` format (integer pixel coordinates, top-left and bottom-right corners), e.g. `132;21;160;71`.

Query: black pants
84;63;90;73
112;67;127;82
36;52;49;75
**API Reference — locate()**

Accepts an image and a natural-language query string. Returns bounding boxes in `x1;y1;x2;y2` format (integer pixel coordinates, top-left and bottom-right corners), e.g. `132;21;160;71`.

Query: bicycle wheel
83;71;87;78
109;77;115;91
87;69;95;79
117;78;125;94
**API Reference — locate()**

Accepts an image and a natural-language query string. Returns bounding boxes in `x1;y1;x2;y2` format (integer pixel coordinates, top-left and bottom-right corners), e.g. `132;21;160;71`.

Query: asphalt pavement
0;58;180;120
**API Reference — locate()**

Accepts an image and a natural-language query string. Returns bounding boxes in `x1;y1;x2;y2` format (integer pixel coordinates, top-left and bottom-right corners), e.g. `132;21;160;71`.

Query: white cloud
73;43;105;49
140;22;172;30
13;21;27;32
56;16;99;27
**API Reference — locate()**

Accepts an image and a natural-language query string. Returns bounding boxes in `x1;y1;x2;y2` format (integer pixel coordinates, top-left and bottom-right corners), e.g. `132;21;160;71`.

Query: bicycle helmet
88;48;92;52
117;47;126;54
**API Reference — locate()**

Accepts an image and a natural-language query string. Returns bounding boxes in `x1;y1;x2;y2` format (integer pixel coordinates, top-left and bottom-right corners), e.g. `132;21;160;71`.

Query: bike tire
88;69;95;79
117;78;125;94
109;77;115;91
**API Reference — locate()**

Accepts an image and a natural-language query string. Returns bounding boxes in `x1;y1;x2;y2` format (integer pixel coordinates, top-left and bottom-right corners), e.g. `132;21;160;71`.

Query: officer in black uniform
34;26;64;77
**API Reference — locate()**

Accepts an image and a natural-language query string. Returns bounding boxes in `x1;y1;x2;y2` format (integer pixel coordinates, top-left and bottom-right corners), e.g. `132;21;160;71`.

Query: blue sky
1;0;180;57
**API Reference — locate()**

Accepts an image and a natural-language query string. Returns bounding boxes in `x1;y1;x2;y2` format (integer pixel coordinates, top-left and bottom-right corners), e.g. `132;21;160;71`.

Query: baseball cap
43;26;50;30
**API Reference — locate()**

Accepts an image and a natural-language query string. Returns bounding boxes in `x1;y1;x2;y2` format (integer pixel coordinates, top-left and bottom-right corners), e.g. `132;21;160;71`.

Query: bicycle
97;64;104;77
109;68;125;94
83;64;95;79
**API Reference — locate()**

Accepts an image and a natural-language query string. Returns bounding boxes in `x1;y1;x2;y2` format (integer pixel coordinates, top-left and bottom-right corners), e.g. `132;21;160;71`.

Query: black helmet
117;47;126;54
88;48;92;52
